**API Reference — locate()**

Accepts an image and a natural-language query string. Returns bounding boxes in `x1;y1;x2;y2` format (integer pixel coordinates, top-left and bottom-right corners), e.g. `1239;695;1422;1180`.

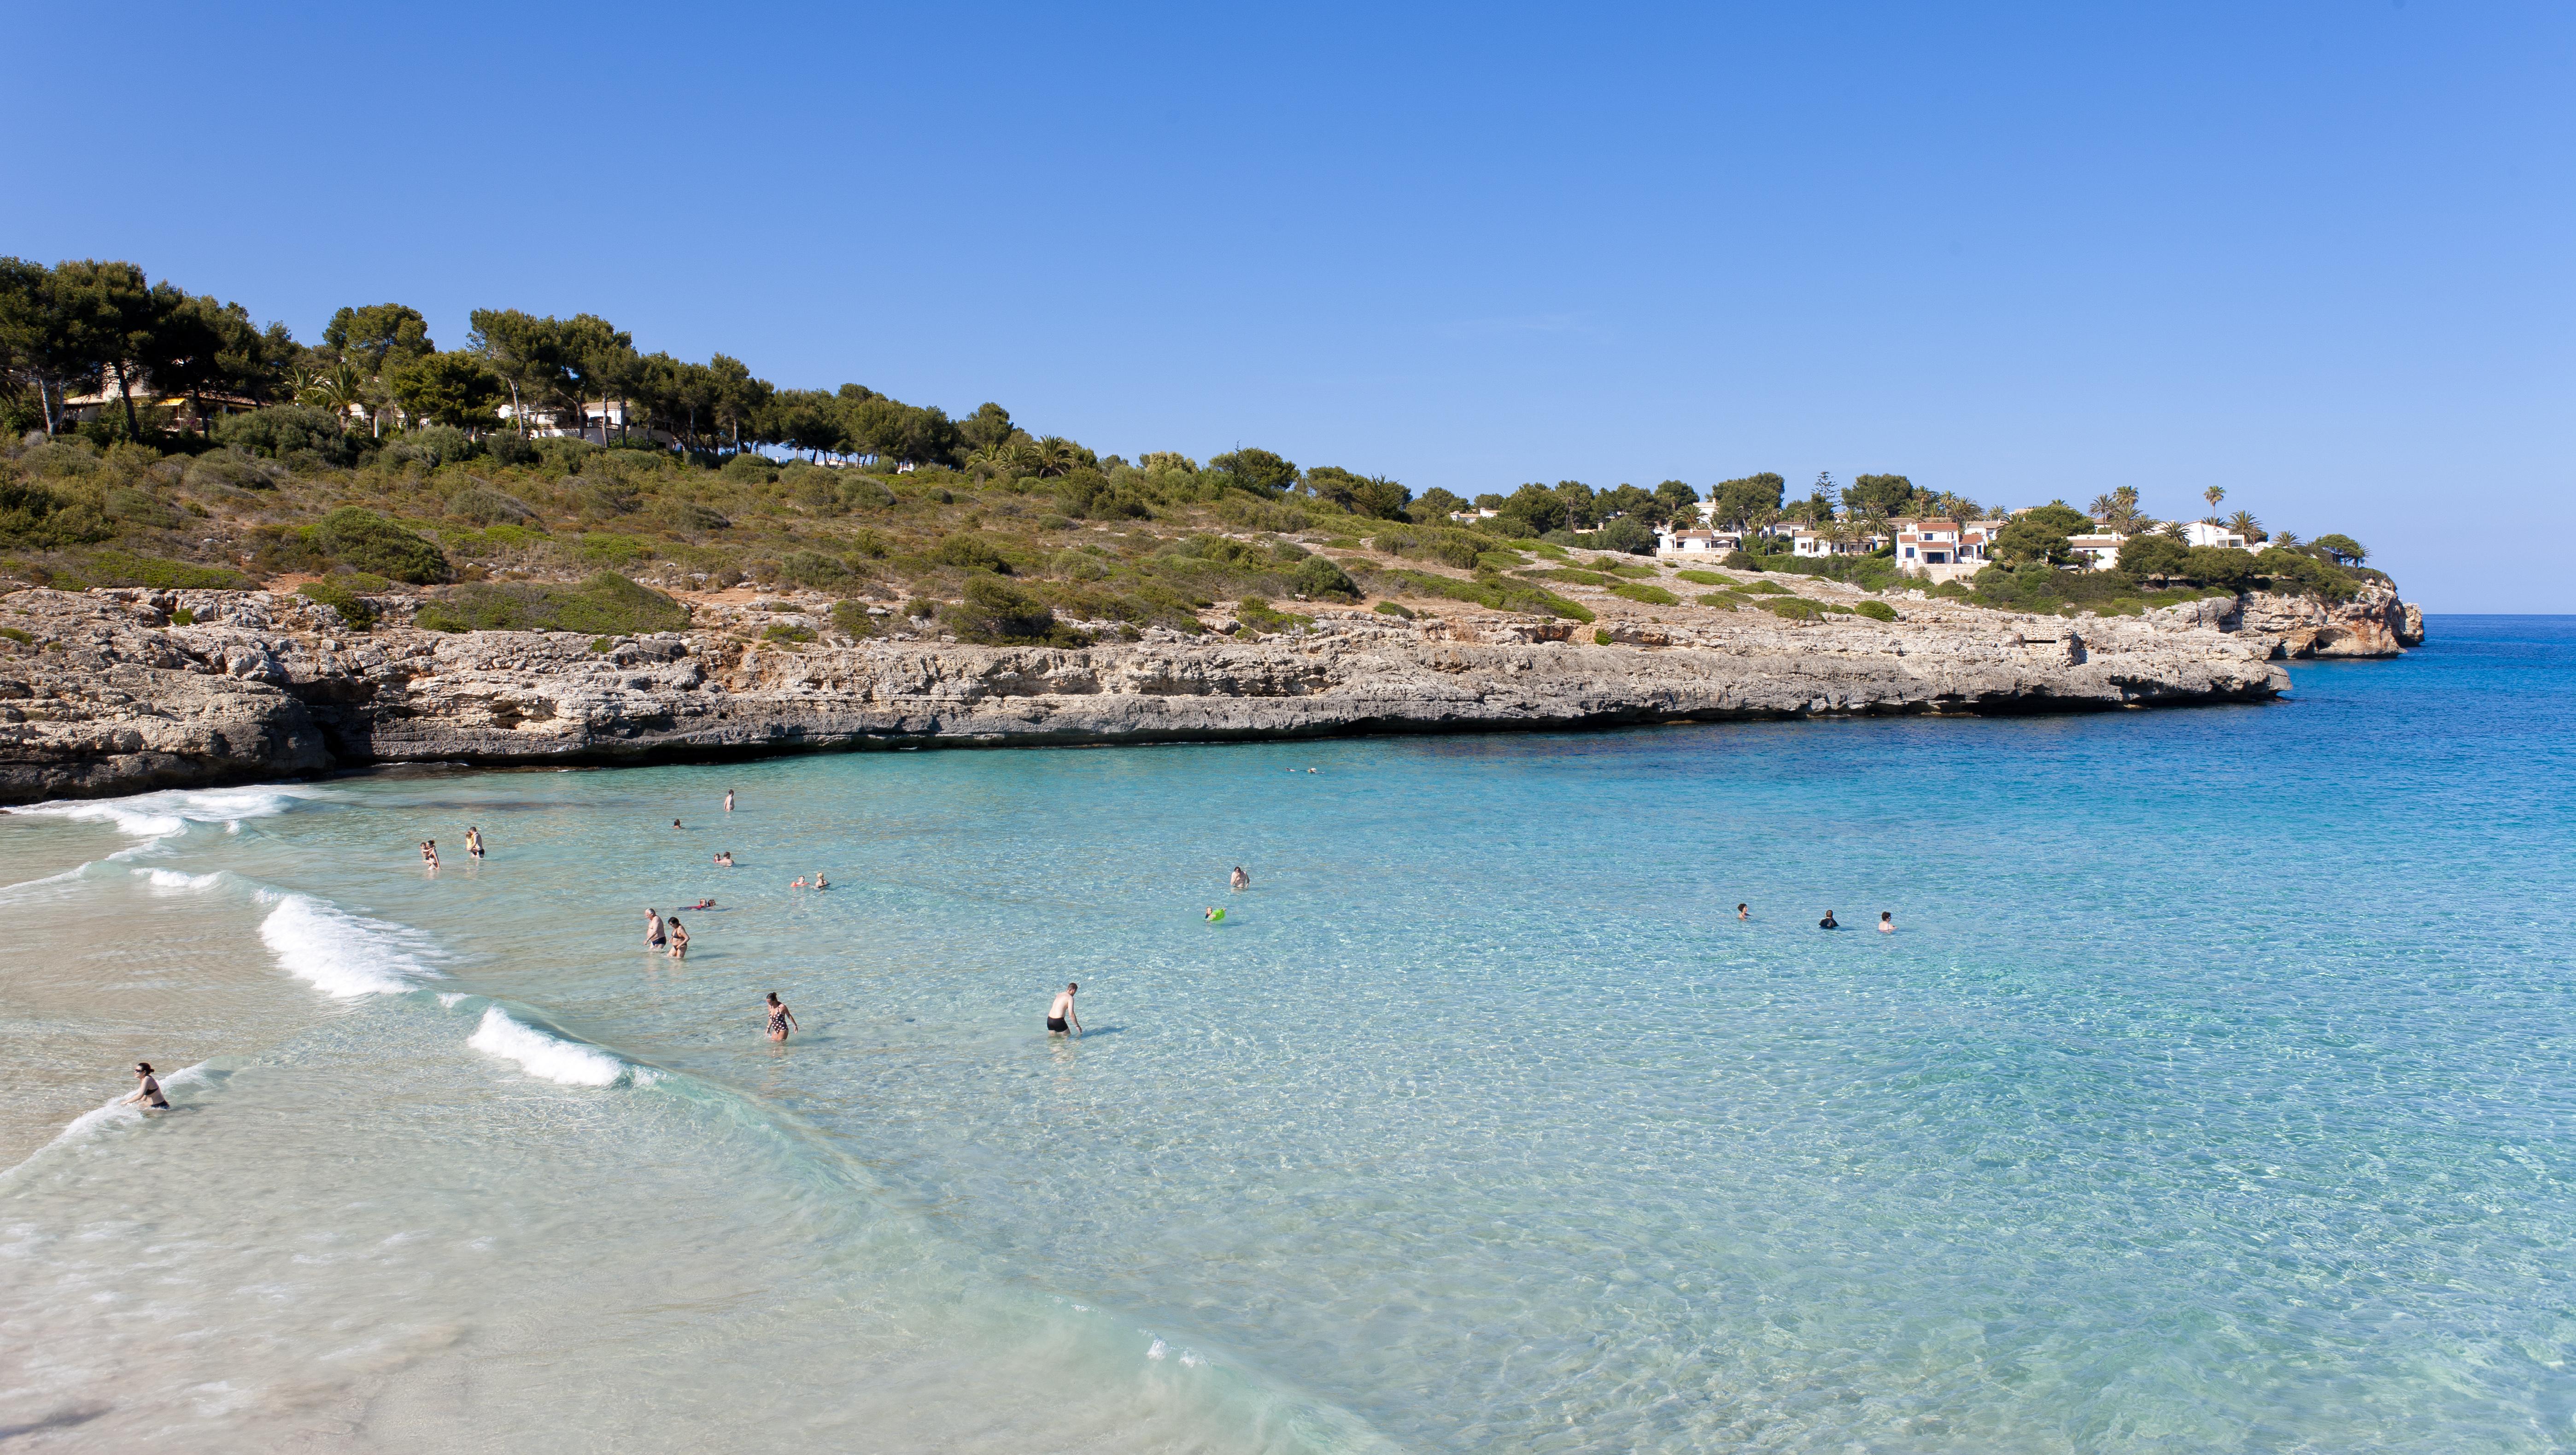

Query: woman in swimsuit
667;918;688;960
763;993;797;1043
812;872;827;890
466;826;485;859
424;840;439;870
126;1062;169;1109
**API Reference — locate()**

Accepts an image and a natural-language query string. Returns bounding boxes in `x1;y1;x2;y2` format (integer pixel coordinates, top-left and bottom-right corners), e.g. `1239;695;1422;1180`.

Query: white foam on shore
257;892;440;999
142;868;226;894
18;785;320;844
468;1006;652;1088
0;863;96;904
0;1063;215;1184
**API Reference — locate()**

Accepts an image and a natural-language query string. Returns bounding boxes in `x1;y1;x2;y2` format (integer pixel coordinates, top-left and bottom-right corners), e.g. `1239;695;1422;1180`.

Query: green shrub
761;623;817;644
1762;597;1822;621
720;452;778;484
213;405;350;463
932;533;1012;573
297;578;377;630
574;533;645;568
944;575;1080;645
1529;567;1610;586
1608;581;1678;606
1854;599;1897;621
169;607;196;625
1235;595;1315;633
0;626;33;645
779;549;852;588
1739;580;1791;596
1696;591;1749;609
831;600;881;638
315;508;449;583
671;502;732;532
1674;569;1734;586
1291;555;1359;599
0;480;113;549
1372;599;1415;619
1593;627;1612;645
904;597;938;619
413;572;690;635
75;551;250;590
445;486;542;526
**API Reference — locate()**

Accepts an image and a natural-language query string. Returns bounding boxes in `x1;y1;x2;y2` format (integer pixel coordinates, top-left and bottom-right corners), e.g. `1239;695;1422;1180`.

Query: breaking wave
467;1006;656;1088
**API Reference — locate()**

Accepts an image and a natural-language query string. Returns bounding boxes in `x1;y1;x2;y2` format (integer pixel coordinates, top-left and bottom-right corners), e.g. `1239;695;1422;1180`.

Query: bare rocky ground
0;563;2420;806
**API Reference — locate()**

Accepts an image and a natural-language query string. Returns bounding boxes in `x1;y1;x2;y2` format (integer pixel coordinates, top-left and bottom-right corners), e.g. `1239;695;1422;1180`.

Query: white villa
2067;533;2126;569
2177;520;2251;550
1653;527;1740;557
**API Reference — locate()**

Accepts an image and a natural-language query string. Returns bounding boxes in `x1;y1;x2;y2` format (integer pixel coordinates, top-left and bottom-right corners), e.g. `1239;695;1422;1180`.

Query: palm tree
2272;530;2301;549
2225;509;2263;543
2202;484;2225;522
1032;436;1082;478
2088;485;2147;533
297;361;370;428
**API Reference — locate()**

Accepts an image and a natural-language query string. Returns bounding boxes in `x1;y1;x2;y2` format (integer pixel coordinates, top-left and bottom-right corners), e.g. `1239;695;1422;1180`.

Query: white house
2178;520;2252;550
1447;508;1500;524
1654;527;1739;557
1891;519;1968;568
2067;533;2127;570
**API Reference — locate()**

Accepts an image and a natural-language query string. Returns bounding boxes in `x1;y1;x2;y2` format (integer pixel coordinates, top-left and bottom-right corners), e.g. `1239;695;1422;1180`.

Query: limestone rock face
2238;582;2419;658
0;586;2303;805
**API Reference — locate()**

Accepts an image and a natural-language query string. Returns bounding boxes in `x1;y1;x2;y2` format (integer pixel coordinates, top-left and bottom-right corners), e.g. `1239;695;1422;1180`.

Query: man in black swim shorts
1047;982;1082;1037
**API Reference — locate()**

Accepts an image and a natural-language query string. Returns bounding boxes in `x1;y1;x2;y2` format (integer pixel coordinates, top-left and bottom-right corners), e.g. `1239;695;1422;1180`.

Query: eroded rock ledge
0;585;2339;805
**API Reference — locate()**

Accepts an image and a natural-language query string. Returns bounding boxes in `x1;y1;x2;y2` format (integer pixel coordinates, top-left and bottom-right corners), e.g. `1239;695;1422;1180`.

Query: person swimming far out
764;992;797;1043
1204;906;1224;922
1879;912;1894;933
125;1062;169;1110
812;871;828;890
714;851;734;866
1819;910;1839;929
789;876;807;889
682;897;714;911
1230;866;1250;892
1737;903;1749;920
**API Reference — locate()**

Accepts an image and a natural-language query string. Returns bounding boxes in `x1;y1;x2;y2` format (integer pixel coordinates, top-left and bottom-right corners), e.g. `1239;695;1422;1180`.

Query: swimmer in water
1047;982;1081;1037
1878;912;1894;933
1204;906;1222;922
1737;903;1749;920
667;918;688;960
715;851;734;866
465;826;484;859
1819;910;1839;930
673;818;683;830
789;877;807;889
125;1061;169;1110
683;898;714;911
813;871;828;890
1230;866;1250;892
725;789;735;812
764;992;797;1043
644;907;666;947
424;839;439;870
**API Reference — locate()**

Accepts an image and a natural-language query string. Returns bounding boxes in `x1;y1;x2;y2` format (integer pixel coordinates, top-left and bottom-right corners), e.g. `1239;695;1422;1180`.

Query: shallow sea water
2;616;2571;1452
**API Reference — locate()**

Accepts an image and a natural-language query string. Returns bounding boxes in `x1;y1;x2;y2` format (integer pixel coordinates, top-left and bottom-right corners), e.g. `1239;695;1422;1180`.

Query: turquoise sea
3;615;2571;1451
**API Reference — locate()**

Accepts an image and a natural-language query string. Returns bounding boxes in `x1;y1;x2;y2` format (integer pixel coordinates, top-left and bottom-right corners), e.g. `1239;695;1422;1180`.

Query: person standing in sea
1047;983;1082;1038
725;789;734;813
644;907;665;948
666;918;689;960
763;993;796;1042
1230;866;1250;892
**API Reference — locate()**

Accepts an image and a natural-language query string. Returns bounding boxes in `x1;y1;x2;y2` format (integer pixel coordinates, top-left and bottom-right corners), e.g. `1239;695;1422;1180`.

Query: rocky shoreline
0;582;2420;806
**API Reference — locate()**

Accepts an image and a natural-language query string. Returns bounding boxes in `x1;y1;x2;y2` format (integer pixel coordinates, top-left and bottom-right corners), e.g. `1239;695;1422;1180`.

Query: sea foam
257;892;440;998
468;1006;652;1088
19;785;319;843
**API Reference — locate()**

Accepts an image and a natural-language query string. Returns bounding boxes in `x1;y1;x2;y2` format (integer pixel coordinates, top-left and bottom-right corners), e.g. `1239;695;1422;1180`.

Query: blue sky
6;2;2568;608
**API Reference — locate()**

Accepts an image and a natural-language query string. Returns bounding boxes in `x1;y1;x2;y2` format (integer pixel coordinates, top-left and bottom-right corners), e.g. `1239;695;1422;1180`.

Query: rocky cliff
0;583;2330;806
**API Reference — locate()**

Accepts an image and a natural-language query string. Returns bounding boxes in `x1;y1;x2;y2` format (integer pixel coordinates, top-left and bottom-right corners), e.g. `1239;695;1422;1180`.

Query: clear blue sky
7;2;2568;609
